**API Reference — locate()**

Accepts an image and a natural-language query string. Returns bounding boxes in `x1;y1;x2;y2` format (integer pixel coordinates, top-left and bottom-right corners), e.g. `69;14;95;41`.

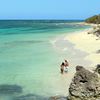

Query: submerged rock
68;66;100;100
14;94;48;100
0;84;22;94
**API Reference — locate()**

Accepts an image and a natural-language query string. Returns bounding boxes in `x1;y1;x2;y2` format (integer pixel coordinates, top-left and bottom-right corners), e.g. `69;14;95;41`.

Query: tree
85;15;100;24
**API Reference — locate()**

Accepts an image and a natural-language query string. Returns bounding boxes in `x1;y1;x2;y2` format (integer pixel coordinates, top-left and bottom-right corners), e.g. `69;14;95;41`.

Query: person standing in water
64;60;69;67
64;59;69;72
60;62;65;74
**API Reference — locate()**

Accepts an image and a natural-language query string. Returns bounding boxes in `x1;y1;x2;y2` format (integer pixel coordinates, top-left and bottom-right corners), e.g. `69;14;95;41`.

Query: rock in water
0;84;22;94
67;66;100;100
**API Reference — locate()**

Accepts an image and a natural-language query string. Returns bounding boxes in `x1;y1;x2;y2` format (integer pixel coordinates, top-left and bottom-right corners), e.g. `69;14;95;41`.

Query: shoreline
48;26;99;99
65;27;100;70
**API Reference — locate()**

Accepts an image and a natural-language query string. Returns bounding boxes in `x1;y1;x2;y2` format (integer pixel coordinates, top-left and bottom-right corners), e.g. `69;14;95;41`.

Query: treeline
85;15;100;24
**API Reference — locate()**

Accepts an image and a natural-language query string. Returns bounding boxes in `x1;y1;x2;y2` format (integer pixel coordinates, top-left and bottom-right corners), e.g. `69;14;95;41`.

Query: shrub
85;15;100;24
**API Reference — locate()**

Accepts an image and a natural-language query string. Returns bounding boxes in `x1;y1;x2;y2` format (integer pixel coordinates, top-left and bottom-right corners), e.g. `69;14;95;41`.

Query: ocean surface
0;20;91;100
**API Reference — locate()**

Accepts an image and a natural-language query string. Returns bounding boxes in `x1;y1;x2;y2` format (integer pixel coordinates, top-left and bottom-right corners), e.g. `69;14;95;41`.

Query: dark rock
68;66;100;100
14;94;48;100
96;50;100;54
87;32;91;34
0;84;22;94
95;64;100;74
87;25;100;38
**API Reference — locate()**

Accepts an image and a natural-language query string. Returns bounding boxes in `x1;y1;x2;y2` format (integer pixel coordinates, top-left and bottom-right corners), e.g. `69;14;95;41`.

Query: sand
65;28;100;70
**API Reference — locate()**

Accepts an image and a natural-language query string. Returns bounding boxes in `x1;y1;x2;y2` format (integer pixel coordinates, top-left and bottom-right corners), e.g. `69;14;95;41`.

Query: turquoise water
0;20;91;99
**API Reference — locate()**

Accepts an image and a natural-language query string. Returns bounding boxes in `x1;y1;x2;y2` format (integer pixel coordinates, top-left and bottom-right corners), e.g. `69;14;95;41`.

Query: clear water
0;20;91;99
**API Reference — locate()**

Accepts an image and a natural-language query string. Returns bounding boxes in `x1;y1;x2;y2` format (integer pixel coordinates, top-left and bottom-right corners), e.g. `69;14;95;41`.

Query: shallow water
0;20;91;99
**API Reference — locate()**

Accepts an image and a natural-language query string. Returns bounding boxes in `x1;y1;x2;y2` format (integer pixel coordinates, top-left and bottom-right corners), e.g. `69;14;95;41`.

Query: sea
0;20;91;100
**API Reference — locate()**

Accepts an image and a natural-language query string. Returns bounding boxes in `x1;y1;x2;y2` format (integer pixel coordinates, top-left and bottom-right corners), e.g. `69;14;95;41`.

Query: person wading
60;62;65;74
60;59;69;74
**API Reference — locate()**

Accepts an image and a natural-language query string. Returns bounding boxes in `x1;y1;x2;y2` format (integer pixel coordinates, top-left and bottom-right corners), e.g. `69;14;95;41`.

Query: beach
65;27;100;70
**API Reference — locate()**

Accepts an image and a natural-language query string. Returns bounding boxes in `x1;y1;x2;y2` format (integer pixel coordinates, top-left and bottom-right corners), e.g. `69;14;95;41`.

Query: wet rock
68;66;100;100
0;84;22;94
14;94;48;100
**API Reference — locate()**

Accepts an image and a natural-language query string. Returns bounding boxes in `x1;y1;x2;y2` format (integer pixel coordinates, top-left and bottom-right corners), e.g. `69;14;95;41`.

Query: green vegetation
85;14;100;24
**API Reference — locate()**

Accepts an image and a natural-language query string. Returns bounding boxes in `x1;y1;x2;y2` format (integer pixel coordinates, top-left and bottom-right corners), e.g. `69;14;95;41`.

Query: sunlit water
0;20;91;100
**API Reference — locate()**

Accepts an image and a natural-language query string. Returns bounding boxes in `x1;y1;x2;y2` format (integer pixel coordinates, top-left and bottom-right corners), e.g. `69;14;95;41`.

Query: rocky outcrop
67;66;100;100
0;84;22;94
88;25;100;38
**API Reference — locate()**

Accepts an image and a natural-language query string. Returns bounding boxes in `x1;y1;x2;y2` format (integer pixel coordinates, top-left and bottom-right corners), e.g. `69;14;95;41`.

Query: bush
85;15;100;24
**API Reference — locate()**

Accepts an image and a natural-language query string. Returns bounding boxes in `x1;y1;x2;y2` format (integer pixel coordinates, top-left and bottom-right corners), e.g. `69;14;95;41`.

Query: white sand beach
65;28;100;70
